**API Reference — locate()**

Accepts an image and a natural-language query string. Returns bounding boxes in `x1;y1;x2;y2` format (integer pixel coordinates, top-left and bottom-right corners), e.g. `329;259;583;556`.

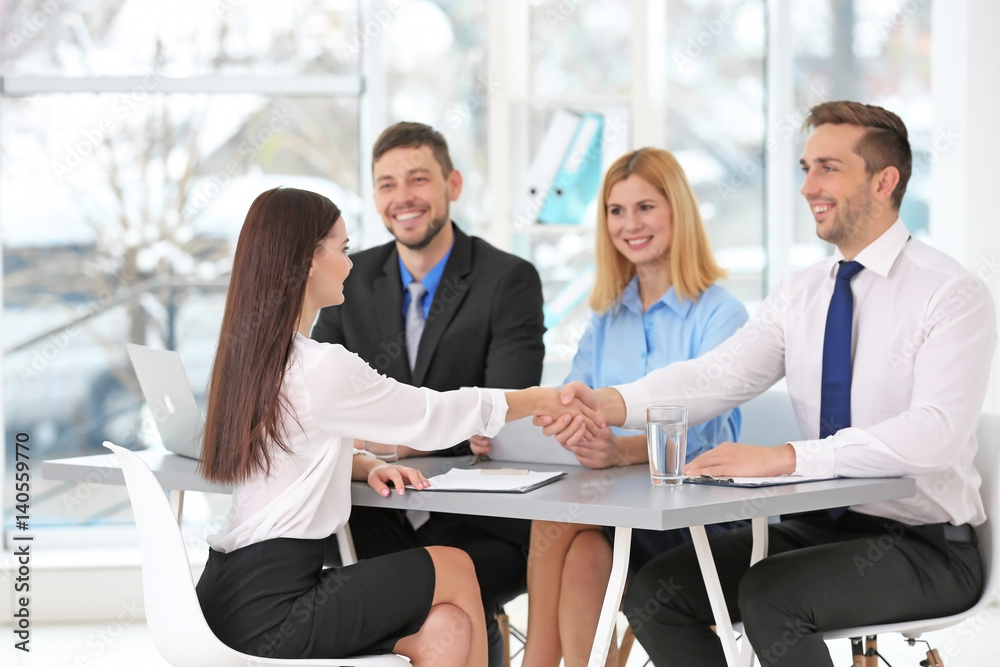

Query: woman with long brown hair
195;187;589;666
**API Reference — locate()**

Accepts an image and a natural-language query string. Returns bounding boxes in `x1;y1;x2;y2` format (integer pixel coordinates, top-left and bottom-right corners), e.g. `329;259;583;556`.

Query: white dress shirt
209;334;508;553
615;220;997;526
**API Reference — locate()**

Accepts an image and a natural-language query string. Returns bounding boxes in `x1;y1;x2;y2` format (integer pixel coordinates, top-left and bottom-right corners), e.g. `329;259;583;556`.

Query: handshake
505;382;623;448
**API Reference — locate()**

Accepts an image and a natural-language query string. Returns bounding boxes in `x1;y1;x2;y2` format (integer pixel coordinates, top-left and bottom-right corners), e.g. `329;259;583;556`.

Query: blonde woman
504;148;748;666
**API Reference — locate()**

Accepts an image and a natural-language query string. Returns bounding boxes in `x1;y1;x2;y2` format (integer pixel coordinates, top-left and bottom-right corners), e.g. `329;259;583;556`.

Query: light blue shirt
565;278;749;461
399;242;454;319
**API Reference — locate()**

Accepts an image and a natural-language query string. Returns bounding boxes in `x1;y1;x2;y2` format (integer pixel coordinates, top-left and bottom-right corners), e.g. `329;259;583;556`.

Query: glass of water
646;406;688;486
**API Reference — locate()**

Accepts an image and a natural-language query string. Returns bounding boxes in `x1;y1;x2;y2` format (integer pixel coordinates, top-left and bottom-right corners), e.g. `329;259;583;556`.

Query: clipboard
411;468;567;493
684;474;839;488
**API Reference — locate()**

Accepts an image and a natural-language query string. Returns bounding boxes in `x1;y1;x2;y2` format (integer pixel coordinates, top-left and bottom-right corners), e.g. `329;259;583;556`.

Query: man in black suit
312;122;545;666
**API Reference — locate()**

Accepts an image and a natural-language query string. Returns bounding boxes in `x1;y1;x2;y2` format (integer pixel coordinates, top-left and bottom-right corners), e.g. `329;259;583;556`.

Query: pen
688;473;735;484
470;453;492;466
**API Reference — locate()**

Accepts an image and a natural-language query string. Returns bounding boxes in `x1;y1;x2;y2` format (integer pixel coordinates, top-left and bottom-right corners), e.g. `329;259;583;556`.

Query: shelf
507;94;632;107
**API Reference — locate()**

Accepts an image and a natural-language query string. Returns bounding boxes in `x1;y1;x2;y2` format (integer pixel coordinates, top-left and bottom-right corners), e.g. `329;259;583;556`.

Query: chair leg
923;647;945;667
498;612;511;667
864;635;878;667
850;637;865;667
618;624;636;667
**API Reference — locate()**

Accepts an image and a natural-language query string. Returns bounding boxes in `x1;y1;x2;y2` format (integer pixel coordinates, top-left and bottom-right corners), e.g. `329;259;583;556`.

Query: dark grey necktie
405;282;427;371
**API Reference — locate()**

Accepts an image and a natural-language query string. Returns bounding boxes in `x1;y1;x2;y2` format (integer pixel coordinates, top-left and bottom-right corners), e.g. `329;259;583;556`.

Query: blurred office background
2;1;999;665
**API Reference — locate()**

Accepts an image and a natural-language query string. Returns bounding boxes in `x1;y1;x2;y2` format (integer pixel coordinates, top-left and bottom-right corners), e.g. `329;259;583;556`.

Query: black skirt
196;537;436;659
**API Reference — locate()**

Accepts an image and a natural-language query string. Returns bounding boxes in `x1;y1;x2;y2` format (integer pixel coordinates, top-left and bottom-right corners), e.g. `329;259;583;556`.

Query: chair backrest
738;390;798;446
104;442;408;666
105;441;240;667
822;412;1000;641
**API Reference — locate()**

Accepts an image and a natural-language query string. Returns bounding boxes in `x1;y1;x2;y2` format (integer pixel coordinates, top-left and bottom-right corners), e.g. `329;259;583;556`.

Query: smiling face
373;144;462;252
799;123;892;257
306;215;353;308
605;174;674;269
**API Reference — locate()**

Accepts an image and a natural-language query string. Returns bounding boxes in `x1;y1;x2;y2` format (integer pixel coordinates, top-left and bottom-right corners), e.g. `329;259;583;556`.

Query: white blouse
209;334;508;553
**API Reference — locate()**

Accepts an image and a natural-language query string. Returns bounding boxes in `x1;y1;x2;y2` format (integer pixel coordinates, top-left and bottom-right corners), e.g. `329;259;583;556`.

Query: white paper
685;475;839;487
413;467;565;493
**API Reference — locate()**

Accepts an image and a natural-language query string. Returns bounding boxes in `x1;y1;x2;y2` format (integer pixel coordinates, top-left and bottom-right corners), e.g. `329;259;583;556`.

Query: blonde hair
590;148;726;313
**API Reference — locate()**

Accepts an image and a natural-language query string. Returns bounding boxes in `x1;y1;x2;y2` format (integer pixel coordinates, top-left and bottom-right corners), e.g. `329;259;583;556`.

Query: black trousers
622;511;983;667
328;505;530;667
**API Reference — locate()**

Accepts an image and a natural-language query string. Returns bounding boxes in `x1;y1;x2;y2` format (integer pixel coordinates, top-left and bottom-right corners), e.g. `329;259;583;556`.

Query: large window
1;0;939;544
1;0;364;544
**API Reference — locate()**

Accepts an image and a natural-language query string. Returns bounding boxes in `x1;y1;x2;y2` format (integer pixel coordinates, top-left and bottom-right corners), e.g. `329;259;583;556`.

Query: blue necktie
820;260;864;520
820;260;865;437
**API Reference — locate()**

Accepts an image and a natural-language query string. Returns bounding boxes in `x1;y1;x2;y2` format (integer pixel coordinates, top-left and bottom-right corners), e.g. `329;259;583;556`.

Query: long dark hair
200;187;341;483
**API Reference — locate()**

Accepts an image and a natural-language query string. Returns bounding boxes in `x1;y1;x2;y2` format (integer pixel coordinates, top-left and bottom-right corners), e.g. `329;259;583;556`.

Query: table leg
169;489;185;527
588;526;632;667
691;516;770;667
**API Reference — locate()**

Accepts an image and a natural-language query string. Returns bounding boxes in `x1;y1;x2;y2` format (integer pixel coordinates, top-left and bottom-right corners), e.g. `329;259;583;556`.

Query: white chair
103;441;409;667
820;412;1000;665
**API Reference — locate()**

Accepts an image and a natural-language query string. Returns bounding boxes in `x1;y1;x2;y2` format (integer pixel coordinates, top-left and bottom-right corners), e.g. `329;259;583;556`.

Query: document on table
413;468;567;493
684;474;839;487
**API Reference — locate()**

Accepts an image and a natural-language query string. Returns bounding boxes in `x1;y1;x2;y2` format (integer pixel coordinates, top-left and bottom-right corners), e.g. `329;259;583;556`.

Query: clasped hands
523;382;797;476
531;381;605;446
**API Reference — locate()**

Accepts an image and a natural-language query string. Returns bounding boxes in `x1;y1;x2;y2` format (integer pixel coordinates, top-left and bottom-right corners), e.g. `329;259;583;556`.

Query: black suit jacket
312;224;546;453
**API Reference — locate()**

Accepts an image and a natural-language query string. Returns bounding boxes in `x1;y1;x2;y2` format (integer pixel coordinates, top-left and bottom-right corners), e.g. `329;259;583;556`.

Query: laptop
125;343;204;460
488;417;582;466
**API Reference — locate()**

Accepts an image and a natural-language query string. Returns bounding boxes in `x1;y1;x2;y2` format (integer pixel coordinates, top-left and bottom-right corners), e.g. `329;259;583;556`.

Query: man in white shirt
548;101;997;666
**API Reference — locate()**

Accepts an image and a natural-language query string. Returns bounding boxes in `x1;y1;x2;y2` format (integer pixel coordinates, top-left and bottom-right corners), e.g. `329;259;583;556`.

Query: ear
447;168;464;201
872;165;900;206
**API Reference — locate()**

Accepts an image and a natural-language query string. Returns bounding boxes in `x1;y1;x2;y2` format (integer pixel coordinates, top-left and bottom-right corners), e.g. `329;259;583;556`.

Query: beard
817;185;879;249
394;211;448;251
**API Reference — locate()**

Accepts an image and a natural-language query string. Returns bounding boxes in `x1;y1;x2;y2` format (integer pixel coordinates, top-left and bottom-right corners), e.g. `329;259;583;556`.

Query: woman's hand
367;463;431;497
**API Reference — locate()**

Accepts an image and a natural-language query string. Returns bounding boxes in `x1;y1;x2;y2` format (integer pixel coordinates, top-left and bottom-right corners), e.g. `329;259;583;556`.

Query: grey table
44;450;915;667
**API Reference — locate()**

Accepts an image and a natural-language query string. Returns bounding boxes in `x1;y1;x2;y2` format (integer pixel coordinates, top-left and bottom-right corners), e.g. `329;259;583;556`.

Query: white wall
931;0;1000;414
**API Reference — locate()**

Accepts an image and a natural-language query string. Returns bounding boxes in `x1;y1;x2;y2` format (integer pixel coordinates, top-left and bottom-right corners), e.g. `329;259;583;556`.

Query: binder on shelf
538;111;604;225
514;108;582;228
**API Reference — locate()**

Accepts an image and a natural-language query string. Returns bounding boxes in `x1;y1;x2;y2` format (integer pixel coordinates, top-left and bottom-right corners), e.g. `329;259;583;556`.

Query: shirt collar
621;275;692;317
828;217;910;279
398;240;454;298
